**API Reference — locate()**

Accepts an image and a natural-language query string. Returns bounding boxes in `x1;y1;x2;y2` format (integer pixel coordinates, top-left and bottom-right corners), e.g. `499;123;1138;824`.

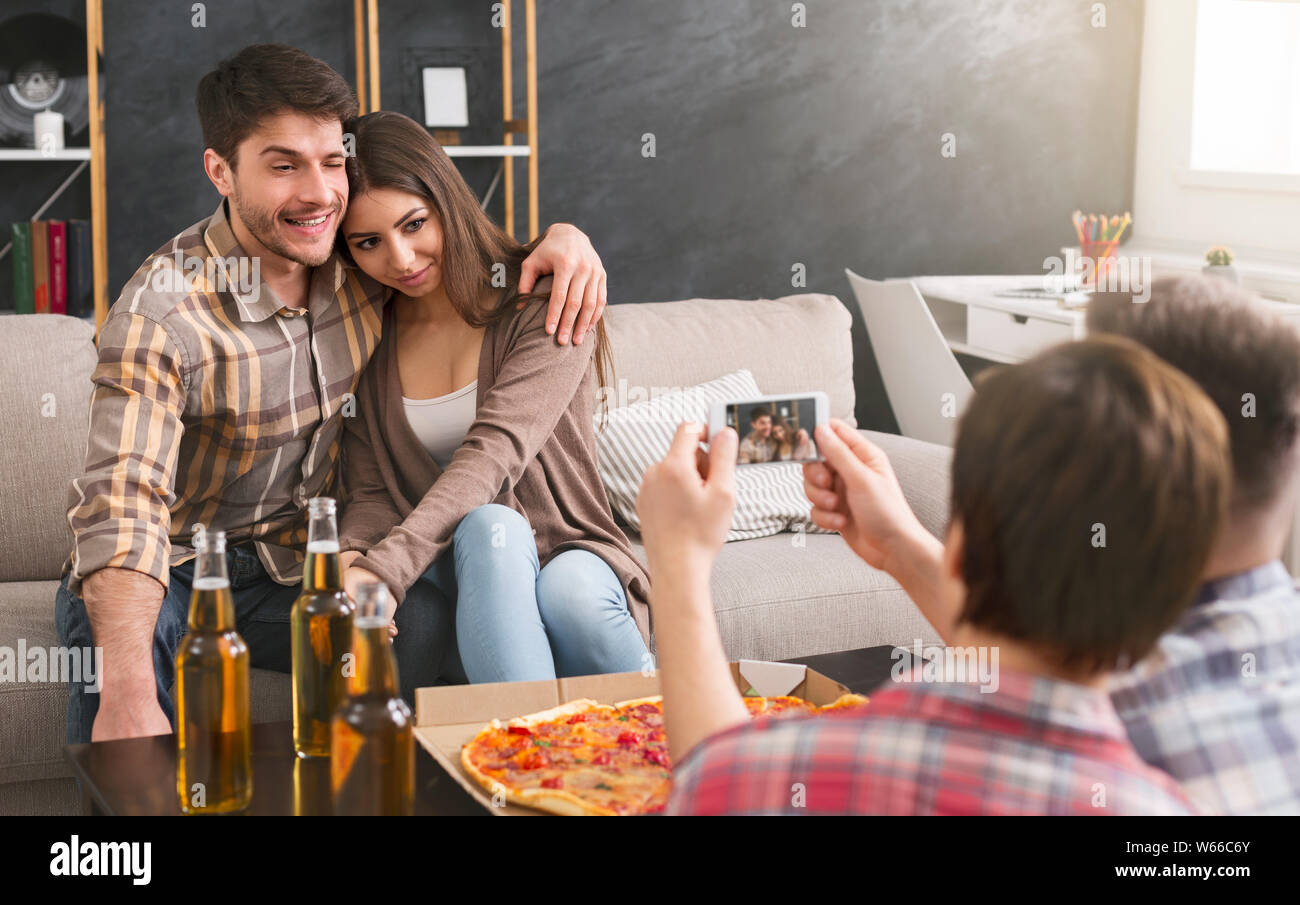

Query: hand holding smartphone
707;392;828;465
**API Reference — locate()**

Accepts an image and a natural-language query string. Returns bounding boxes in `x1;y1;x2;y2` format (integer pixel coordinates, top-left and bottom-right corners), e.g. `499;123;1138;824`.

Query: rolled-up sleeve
65;310;188;597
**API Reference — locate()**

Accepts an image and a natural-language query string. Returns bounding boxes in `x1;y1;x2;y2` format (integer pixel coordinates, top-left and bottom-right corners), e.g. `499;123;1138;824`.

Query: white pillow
594;369;830;541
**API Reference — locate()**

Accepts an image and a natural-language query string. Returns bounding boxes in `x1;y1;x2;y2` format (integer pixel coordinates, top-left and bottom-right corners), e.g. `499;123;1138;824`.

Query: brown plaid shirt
63;199;389;596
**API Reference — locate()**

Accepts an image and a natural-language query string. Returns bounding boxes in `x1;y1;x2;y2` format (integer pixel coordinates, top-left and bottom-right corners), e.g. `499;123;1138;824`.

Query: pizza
460;691;868;816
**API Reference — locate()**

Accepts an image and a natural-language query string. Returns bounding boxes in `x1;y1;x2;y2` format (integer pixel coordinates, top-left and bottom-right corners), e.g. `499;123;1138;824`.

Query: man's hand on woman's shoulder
518;222;607;347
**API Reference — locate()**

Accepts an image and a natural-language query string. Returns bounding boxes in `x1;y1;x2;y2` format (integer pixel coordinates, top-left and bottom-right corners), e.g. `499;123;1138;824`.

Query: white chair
845;269;974;447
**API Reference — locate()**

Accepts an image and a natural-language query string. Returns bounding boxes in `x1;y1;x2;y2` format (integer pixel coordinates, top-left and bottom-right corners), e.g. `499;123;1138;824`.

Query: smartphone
707;392;829;465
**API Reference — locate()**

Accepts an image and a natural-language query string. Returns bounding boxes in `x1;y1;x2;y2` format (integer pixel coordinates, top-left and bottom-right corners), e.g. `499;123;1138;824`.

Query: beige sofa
0;293;948;815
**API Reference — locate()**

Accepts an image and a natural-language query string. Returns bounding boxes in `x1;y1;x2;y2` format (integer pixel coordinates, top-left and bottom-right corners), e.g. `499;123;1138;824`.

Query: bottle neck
303;543;342;592
304;505;342;592
189;548;235;632
348;622;400;698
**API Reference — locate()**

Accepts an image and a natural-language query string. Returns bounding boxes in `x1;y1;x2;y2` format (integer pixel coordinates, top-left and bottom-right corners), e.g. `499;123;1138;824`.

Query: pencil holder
1081;237;1120;287
1070;211;1130;290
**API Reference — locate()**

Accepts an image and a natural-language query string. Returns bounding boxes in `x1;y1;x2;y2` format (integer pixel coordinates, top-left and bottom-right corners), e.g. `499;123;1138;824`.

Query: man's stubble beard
230;183;337;269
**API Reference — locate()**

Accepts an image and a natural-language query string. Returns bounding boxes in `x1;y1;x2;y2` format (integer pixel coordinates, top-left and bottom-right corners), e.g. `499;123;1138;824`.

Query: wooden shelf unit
352;0;539;239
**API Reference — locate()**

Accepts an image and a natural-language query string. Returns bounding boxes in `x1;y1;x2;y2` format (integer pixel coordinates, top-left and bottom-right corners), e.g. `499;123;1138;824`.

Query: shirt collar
904;663;1130;741
202;198;346;323
1193;560;1293;607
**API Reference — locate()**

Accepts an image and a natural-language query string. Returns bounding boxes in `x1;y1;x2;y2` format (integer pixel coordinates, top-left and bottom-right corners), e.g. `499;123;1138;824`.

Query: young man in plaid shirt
637;336;1230;815
1088;278;1300;815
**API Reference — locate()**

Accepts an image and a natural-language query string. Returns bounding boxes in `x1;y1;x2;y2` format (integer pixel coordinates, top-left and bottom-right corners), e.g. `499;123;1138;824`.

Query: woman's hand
517;222;606;346
343;564;399;638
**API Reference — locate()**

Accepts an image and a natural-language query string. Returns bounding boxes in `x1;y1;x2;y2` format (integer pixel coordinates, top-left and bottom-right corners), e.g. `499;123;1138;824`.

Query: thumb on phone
704;426;738;491
814;420;866;480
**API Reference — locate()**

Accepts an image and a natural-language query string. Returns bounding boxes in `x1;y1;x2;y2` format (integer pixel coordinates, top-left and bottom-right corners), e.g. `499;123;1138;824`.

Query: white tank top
402;381;478;470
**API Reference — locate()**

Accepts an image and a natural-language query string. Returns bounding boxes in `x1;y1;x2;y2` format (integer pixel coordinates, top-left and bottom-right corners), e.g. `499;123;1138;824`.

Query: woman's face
341;186;444;297
772;423;788;442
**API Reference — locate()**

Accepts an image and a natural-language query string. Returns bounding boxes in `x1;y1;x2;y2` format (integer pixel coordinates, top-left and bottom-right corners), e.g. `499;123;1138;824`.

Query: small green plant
1205;245;1234;267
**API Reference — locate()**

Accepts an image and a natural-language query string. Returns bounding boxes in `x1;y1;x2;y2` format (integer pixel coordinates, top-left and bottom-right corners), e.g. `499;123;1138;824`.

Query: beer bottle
291;497;354;758
331;582;414;815
176;525;252;814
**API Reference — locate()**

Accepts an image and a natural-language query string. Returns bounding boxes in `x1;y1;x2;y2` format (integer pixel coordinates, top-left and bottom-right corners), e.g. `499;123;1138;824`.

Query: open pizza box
413;659;851;816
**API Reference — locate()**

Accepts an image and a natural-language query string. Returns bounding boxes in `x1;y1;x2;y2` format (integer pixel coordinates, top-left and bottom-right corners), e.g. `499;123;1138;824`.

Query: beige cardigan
337;293;651;647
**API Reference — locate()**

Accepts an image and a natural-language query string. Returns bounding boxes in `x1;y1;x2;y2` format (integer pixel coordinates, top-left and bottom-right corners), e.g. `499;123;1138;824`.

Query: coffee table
65;644;900;815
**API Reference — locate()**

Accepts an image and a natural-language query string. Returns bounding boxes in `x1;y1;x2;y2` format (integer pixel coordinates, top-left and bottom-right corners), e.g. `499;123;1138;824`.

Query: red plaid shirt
668;667;1199;815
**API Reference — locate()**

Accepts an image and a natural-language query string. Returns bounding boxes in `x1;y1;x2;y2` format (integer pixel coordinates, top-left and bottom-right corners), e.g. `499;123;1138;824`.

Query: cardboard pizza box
413;660;852;816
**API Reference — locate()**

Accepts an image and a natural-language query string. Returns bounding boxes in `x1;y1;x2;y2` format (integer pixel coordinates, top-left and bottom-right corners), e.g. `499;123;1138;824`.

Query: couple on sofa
57;43;649;746
737;407;815;463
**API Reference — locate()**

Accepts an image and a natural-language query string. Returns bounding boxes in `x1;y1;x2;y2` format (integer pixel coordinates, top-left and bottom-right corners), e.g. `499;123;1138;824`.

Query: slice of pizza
760;695;820;717
816;692;870;713
461;699;671;816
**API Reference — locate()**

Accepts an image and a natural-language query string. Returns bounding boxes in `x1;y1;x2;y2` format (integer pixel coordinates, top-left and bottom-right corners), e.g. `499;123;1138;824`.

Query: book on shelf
11;222;33;314
48;220;67;315
66;219;92;319
30;220;49;313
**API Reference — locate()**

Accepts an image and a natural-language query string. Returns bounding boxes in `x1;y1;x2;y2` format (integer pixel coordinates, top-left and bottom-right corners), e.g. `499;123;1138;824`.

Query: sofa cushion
604;294;857;423
0;578;291;787
0;315;99;582
631;531;942;661
596;368;832;541
860;429;952;541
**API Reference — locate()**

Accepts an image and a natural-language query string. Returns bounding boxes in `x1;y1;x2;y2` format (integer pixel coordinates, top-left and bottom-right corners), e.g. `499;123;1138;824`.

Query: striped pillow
594;369;829;541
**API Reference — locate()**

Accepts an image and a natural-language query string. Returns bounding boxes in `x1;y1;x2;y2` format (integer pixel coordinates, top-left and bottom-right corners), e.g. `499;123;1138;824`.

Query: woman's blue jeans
421;504;650;683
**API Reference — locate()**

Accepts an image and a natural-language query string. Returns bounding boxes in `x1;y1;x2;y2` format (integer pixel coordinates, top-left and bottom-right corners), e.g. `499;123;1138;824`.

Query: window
1190;0;1300;175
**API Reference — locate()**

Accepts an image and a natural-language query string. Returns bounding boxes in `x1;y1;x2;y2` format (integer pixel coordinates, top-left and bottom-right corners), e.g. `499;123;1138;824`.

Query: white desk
912;273;1300;364
910;273;1300;576
910;274;1088;364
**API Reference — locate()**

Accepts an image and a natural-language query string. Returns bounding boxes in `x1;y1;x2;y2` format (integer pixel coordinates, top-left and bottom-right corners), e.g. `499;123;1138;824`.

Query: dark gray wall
4;0;1143;432
529;0;1143;430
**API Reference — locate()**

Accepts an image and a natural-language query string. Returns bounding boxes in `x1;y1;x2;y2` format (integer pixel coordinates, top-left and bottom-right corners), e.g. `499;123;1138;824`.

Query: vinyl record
0;12;96;148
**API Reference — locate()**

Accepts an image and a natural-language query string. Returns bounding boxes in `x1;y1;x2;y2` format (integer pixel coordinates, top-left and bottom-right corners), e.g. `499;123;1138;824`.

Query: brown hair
951;335;1231;673
1088;275;1300;515
338;110;613;397
196;44;357;170
771;414;798;458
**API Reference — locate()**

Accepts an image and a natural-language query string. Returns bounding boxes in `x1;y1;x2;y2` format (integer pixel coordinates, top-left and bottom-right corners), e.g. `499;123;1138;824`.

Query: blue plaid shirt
1108;560;1300;815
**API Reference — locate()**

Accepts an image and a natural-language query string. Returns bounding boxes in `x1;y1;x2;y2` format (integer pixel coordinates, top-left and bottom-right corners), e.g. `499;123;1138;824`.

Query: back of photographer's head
1088;275;1300;519
950;335;1231;675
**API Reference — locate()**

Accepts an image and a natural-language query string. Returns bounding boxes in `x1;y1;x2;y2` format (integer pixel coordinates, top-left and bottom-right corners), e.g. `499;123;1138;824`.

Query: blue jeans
426;504;651;682
55;541;462;744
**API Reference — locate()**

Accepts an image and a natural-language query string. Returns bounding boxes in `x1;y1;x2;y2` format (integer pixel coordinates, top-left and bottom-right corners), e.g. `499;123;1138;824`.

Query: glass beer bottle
291;497;354;758
331;582;415;816
176;525;252;814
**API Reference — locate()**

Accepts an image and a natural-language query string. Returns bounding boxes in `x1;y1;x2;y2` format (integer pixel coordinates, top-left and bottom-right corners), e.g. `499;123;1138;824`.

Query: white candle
34;109;64;155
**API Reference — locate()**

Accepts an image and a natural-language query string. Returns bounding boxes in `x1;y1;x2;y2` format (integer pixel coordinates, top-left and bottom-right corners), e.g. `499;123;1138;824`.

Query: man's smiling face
221;110;349;268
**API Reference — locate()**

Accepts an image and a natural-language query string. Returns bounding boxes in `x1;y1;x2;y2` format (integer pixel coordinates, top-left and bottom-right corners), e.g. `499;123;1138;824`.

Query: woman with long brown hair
771;415;814;461
334;111;650;683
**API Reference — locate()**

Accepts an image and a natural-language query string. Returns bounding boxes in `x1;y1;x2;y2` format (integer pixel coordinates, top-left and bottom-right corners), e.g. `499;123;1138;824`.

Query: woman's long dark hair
338;110;613;402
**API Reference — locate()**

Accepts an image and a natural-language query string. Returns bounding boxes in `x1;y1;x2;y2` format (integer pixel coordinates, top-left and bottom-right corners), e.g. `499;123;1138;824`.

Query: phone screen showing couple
726;397;822;465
